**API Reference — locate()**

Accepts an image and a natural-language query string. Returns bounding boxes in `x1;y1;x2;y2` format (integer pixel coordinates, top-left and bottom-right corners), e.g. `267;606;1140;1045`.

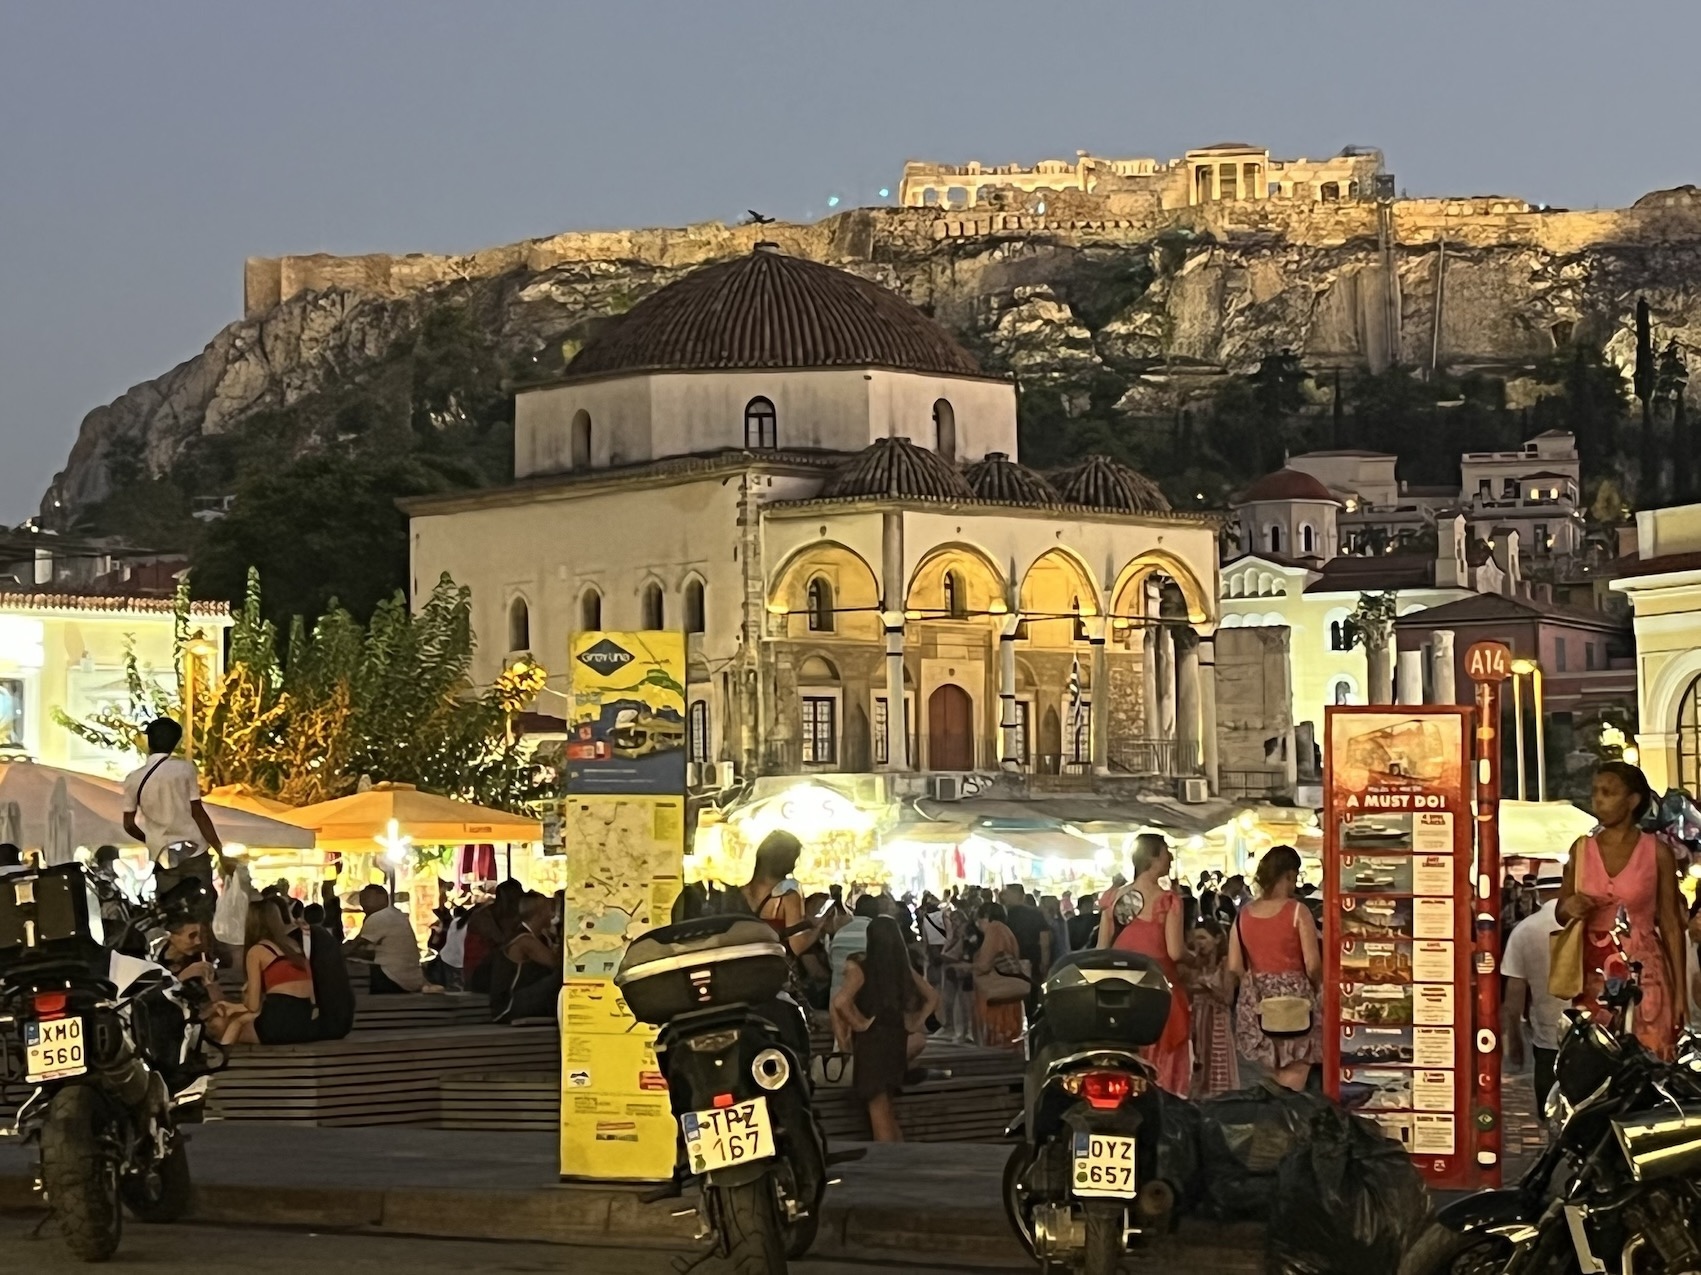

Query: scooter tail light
711;1093;736;1109
31;992;68;1020
1079;1070;1135;1110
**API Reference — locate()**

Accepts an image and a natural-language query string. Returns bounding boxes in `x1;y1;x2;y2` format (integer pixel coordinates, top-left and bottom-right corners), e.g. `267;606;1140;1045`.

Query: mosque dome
563;246;984;380
961;452;1058;504
1053;454;1171;513
1237;468;1338;504
819;436;976;502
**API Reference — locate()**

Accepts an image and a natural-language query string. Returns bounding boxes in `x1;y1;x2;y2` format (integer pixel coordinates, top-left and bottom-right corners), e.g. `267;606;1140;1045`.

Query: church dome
563;246;984;380
962;452;1058;504
820;437;976;502
1053;454;1171;512
1237;467;1338;504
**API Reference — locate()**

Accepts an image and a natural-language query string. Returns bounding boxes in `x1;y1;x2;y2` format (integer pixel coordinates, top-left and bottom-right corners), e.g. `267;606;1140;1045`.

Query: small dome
563;247;984;381
1053;454;1170;513
820;437;975;502
962;452;1058;504
1237;468;1338;504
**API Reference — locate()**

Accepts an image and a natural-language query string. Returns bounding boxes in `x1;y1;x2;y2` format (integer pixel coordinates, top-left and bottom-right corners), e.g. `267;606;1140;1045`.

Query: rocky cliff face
44;197;1701;520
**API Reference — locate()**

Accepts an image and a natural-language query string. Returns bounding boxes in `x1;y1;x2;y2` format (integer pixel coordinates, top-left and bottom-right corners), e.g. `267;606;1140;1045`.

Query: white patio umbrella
44;776;75;866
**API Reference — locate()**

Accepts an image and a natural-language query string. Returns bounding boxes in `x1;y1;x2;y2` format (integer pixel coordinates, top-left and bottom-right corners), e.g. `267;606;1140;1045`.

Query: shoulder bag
1235;908;1313;1038
1547;912;1585;1001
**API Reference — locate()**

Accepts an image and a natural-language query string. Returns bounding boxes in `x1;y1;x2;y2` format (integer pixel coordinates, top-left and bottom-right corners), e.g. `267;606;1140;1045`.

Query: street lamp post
1510;659;1546;803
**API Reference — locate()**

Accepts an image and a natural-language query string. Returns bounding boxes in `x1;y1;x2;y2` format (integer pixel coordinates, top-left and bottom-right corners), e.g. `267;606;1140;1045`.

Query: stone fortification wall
245;195;1701;318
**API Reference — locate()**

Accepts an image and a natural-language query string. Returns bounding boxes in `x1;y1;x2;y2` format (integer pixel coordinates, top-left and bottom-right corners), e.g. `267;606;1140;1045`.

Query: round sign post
1466;640;1511;1186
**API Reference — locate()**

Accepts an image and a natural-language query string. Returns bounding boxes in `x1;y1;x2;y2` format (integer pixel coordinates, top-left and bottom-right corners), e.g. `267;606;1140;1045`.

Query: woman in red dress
1559;763;1684;1059
1097;833;1192;1097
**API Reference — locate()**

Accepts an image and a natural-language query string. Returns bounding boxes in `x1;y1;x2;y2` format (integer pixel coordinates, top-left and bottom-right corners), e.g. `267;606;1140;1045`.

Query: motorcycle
0;862;216;1261
616;913;836;1272
1003;947;1180;1274
1402;908;1701;1274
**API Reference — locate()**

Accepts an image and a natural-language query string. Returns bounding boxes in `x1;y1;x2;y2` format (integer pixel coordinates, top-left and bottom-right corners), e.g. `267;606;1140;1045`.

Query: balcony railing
1110;739;1203;778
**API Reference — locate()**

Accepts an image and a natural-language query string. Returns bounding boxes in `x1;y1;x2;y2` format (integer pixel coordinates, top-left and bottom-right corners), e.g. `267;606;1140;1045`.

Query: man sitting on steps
344;884;425;994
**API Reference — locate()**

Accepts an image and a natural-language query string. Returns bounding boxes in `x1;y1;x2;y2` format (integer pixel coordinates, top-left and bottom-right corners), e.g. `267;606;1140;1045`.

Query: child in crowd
1185;919;1239;1098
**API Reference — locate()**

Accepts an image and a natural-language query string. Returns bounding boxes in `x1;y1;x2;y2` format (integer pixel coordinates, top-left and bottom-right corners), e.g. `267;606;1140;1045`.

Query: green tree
1660;339;1691;502
1634;298;1659;504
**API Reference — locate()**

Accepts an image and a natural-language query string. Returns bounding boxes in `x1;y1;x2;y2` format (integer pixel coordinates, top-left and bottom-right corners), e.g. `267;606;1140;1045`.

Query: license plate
681;1097;775;1174
1072;1132;1137;1198
24;1017;87;1083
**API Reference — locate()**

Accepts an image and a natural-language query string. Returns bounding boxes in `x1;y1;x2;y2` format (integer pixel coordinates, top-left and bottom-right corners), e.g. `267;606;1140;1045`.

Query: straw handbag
1547;916;1585;1002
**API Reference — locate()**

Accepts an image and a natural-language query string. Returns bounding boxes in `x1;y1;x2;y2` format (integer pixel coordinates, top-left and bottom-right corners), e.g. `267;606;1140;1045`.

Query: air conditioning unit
711;761;736;789
1177;777;1210;805
685;763;702;788
930;775;962;802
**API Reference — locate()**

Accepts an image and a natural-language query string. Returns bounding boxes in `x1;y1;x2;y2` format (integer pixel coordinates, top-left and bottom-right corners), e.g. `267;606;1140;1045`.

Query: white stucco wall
514;368;1016;479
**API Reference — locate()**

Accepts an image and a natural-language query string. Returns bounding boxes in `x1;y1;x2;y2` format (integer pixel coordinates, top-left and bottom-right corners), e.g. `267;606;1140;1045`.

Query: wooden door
927;684;974;771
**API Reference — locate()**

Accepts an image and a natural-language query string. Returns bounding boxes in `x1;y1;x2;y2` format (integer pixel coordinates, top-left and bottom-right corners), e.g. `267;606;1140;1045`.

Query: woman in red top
1559;762;1684;1059
1097;833;1192;1098
1227;845;1322;1091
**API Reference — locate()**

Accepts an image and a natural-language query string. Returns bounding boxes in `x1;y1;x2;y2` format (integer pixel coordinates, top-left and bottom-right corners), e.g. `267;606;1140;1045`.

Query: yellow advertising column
559;631;686;1182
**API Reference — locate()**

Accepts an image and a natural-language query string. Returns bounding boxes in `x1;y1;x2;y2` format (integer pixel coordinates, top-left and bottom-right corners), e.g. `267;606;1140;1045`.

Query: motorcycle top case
1040;948;1172;1046
616;913;790;1026
0;863;106;961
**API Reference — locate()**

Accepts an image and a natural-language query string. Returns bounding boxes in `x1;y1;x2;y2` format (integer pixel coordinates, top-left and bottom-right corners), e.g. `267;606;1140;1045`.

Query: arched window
944;570;967;619
1320;181;1341;202
744;397;777;450
507;596;530;653
1300;524;1316;555
688;700;711;765
683;579;705;635
806;577;834;632
641;581;665;630
933;399;957;463
570;409;592;469
579;587;602;632
1679;675;1701;796
1268;524;1284;555
1331;677;1357;705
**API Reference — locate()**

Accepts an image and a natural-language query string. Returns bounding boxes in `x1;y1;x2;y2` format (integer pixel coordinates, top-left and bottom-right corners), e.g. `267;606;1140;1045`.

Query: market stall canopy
203;784;297;818
0;760;317;852
915;794;1254;837
280;783;541;851
1496;799;1596;860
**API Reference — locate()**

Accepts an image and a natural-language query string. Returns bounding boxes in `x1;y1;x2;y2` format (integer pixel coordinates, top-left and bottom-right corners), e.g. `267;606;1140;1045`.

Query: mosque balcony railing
1109;739;1203;778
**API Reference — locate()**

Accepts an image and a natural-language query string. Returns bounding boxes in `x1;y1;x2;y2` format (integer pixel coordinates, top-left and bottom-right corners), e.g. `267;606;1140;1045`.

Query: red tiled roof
1391;591;1626;632
1611;550;1701;581
1237;468;1337;504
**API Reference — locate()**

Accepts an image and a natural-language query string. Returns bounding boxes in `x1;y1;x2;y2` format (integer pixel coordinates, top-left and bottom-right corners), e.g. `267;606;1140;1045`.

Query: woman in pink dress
1097;833;1192;1097
1559;762;1685;1059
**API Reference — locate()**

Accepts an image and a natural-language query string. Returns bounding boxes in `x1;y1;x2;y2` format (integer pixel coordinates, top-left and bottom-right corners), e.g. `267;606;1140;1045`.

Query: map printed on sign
1324;706;1475;1190
564;795;684;977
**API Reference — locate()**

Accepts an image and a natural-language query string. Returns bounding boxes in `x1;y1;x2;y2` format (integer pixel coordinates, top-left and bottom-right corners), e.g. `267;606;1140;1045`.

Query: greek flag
1067;653;1082;730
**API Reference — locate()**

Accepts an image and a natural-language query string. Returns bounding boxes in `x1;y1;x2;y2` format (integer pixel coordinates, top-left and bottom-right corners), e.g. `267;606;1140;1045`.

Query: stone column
1396;649;1425;705
1090;621;1110;776
1367;642;1394;705
1156;624;1177;739
1199;635;1220;792
1141;624;1159;740
1430;629;1457;705
1176;628;1202;775
880;511;909;771
999;613;1020;771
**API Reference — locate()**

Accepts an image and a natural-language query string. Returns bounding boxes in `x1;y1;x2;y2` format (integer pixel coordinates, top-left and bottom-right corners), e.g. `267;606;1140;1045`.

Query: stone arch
1019;547;1100;649
798;653;841;683
908;542;1007;618
1109;549;1211;625
570;410;592;469
578;586;603;632
769;541;881;641
507;595;531;653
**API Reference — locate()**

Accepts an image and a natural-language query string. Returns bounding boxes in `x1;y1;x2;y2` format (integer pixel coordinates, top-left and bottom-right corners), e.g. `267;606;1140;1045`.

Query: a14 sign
1465;640;1512;683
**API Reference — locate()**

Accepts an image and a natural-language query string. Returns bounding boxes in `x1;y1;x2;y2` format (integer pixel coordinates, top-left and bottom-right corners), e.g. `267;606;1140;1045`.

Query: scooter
1003;948;1179;1274
617;913;835;1272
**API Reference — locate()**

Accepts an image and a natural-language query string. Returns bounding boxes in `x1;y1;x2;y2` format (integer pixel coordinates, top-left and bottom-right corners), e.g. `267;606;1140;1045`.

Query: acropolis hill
45;142;1701;518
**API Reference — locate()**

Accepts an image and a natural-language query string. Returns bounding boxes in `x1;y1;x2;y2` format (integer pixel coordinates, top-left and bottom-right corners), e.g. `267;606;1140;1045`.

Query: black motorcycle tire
121;1137;191;1223
1081;1204;1123;1275
41;1086;123;1262
1002;1143;1038;1259
712;1177;788;1273
1397;1223;1516;1275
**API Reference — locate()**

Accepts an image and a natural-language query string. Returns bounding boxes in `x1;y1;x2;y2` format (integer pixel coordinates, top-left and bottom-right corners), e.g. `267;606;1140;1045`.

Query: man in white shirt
121;718;222;906
1502;880;1566;1104
345;884;425;993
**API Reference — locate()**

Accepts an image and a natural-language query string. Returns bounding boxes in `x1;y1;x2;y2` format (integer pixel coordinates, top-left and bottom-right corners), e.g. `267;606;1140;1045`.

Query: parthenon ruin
897;142;1385;213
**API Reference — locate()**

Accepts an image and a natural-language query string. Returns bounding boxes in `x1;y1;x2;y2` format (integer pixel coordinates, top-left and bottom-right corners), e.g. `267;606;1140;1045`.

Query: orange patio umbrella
278;782;541;852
